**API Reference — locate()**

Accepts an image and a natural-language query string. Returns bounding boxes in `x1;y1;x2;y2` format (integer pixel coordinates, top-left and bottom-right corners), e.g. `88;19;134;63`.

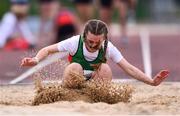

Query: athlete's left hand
152;70;169;86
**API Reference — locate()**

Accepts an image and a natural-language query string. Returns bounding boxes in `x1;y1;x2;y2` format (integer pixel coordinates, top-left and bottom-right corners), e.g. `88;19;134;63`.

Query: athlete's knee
62;63;84;88
63;63;83;78
98;63;112;78
93;63;112;82
65;63;83;72
100;63;111;72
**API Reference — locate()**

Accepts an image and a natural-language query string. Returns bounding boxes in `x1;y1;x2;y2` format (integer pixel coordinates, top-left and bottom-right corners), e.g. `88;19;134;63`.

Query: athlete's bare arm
21;44;59;67
117;58;169;86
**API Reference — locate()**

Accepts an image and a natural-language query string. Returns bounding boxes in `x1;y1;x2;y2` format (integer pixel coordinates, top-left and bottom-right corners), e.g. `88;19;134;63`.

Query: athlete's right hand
21;57;39;67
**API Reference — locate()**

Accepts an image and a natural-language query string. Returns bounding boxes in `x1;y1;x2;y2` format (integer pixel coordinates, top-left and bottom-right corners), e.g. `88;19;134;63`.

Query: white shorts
83;70;93;75
83;70;94;81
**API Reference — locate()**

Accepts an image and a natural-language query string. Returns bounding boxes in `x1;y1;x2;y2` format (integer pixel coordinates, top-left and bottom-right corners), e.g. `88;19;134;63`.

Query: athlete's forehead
86;31;104;42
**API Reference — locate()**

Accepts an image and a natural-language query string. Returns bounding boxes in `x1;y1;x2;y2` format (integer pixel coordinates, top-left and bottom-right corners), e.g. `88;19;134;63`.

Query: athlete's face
85;31;104;52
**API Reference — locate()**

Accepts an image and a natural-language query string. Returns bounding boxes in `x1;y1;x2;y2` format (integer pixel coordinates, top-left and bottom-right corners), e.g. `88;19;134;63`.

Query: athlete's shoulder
67;35;80;42
71;35;81;39
107;41;115;48
1;12;16;23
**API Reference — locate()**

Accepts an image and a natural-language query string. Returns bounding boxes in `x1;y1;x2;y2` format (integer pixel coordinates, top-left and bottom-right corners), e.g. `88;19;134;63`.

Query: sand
31;72;133;105
0;81;180;115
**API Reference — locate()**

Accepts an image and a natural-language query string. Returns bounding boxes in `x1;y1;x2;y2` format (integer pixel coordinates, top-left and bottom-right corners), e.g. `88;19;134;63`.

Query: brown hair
83;19;109;69
83;19;108;40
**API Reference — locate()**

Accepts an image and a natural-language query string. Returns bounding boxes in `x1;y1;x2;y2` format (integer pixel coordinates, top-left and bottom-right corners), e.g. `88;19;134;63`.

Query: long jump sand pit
0;78;180;115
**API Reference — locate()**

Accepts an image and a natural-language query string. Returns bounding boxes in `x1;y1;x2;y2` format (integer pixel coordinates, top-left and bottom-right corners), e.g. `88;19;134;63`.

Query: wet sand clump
32;72;134;105
82;80;133;104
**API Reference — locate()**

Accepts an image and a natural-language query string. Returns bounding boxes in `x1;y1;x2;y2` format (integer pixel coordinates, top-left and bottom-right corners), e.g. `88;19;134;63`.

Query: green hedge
0;0;150;21
0;0;10;19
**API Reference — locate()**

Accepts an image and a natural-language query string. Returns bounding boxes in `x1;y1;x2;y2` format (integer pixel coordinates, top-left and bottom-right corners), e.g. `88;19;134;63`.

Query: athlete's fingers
152;70;169;86
21;57;33;66
156;70;169;80
160;70;169;77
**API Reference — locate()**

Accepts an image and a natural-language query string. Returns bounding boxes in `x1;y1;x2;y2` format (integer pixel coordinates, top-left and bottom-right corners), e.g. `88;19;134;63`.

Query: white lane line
9;52;68;84
139;28;152;78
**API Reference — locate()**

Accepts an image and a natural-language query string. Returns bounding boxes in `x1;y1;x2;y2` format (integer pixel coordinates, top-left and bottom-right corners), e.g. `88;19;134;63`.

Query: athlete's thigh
93;63;112;82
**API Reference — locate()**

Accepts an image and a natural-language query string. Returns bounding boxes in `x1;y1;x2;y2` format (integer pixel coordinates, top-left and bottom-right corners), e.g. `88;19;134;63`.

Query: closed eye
88;40;99;45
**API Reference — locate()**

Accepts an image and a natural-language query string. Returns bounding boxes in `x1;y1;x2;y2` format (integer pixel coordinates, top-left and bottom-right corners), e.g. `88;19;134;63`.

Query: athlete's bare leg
62;62;112;87
62;63;84;88
92;63;112;83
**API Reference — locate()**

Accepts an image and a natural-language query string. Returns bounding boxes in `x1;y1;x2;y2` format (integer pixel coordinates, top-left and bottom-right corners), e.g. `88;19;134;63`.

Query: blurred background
0;0;180;84
1;0;180;23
